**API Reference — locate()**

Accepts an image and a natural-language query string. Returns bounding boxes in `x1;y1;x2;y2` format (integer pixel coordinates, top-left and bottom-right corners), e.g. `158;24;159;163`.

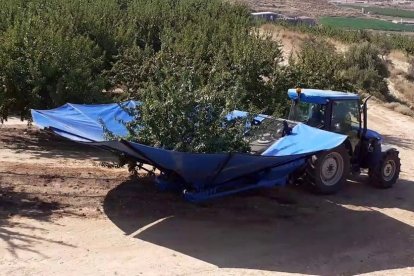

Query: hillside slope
261;24;414;109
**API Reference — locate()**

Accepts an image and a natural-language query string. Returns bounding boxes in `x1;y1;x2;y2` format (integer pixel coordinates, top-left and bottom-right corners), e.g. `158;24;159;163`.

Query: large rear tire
368;150;400;189
305;145;350;194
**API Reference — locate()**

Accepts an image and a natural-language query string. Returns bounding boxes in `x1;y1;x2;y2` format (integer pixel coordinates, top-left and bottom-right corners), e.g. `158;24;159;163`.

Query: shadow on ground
104;176;414;275
0;128;116;162
0;187;75;257
381;134;414;150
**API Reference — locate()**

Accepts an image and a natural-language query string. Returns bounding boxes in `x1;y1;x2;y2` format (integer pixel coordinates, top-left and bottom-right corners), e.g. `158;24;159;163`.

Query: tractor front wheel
369;150;400;189
305;145;350;194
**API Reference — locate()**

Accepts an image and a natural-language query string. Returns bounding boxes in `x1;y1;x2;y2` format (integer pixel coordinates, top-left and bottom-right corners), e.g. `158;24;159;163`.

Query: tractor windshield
288;101;325;128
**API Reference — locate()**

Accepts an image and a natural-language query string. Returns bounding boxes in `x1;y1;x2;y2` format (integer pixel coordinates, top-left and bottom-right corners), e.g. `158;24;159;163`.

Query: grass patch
342;5;414;19
320;17;414;32
384;102;414;117
395;78;414;104
407;59;414;81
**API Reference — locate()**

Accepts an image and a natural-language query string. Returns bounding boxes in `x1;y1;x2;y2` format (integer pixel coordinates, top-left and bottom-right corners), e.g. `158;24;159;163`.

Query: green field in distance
342;5;414;19
320;17;414;32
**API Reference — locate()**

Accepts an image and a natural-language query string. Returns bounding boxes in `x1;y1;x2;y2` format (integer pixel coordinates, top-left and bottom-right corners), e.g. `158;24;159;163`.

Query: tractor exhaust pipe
362;95;372;138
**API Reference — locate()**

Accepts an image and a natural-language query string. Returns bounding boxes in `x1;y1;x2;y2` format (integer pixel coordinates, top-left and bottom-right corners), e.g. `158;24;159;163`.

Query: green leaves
288;39;352;92
288;39;390;99
125;50;252;153
0;0;110;120
342;42;390;99
107;1;284;153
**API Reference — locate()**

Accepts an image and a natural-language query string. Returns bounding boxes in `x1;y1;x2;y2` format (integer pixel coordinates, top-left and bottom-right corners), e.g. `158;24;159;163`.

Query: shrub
288;39;392;100
394;104;414;116
0;15;107;120
394;77;414;104
0;0;128;119
407;59;414;81
384;102;414;117
288;39;354;92
126;51;251;153
344;43;388;78
342;43;390;99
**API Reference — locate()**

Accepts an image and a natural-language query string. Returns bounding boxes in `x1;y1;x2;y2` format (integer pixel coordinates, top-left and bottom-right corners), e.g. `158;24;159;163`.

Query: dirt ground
0;102;413;276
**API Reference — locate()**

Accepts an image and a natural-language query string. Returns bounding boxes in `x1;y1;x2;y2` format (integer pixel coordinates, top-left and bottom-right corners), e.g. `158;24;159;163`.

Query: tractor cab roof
288;89;360;104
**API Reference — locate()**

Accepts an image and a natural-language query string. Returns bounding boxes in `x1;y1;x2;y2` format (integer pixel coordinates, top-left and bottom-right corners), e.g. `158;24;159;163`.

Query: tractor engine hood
364;128;382;141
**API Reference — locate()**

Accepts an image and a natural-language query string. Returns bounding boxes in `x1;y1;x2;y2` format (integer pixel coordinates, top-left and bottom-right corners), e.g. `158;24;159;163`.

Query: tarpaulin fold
31;101;137;142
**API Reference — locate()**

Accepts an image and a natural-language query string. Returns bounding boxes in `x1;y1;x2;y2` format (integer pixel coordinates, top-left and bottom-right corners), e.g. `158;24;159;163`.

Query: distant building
251;12;286;21
251;12;316;26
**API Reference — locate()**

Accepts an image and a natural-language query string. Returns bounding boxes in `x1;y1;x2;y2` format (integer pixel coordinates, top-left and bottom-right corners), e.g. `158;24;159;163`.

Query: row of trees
0;0;393;152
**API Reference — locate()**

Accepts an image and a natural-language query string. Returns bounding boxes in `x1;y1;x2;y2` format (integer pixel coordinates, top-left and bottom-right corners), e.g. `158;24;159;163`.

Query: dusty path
0;103;414;275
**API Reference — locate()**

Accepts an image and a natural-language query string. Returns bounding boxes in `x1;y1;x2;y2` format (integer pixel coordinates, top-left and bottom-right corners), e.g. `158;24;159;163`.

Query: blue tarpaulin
31;102;347;201
31;101;137;142
262;123;347;156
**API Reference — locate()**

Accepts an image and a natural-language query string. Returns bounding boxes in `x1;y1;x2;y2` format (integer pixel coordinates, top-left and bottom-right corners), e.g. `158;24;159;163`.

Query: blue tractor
283;88;401;193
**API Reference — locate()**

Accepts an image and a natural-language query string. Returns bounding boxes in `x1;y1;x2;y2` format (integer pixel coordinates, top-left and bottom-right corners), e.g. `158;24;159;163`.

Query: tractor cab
288;88;361;134
287;88;363;153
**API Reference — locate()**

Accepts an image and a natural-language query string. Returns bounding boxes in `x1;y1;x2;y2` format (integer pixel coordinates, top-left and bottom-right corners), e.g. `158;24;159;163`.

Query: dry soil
0;102;413;275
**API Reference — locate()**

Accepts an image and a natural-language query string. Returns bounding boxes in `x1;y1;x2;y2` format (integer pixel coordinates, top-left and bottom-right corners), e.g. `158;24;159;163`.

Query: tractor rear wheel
368;150;400;189
305;145;350;194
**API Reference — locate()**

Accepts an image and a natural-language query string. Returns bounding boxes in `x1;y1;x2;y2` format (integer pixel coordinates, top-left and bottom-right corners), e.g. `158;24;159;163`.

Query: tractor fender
380;146;399;164
363;138;382;169
368;147;401;189
365;141;399;169
381;144;398;154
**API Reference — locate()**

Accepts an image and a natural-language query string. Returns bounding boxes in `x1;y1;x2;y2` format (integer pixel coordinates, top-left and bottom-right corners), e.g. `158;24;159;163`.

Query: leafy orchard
0;0;395;152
